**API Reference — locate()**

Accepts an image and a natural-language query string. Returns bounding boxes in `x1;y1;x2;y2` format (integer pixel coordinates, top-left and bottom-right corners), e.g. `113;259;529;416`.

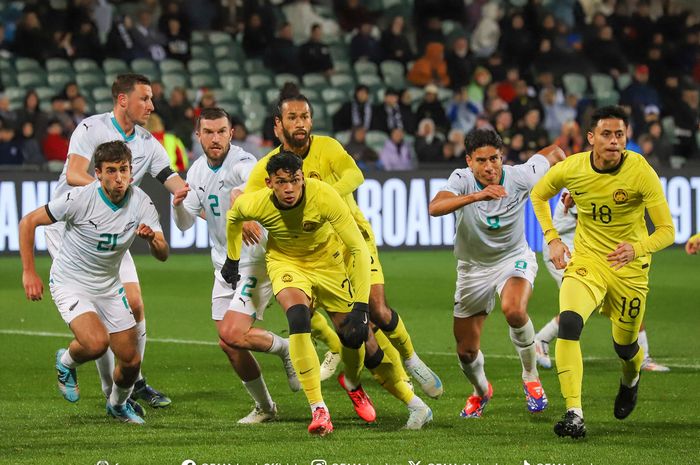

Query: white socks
108;382;133;407
510;318;539;382
242;375;274;411
95;348;116;397
537;317;559;343
459;350;489;396
60;349;79;369
638;329;650;359
266;332;288;357
310;401;328;413
135;320;147;382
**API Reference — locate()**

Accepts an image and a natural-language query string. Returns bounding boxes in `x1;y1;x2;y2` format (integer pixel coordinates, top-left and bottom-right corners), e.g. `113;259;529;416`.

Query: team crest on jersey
302;221;319;231
576;267;588;277
308;171;321;179
613;189;629;204
282;273;293;283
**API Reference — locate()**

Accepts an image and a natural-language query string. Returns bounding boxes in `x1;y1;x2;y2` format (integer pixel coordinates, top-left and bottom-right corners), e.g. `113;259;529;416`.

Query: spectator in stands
168;87;195;149
645;120;673;166
495;66;520;104
499;11;536;72
193;90;217;121
620;65;660;134
19;121;44;166
159;1;191;39
332;84;373;132
509;79;543;124
299;24;334;77
47;96;74;135
69;95;91;127
59;82;80;103
504;131;526;164
336;0;375;32
415;118;444;163
415;17;446;55
519;108;549;153
0;24;12;59
16;90;48;143
541;86;576;140
163;16;190;63
442;128;466;162
283;0;340;44
380;16;414;68
584;25;628;78
638;133;662;169
0;119;22;165
345;126;381;171
71;18;103;61
265;22;301;76
372;87;415;135
131;9;168;61
471;2;501;58
231;116;264;159
415;84;450;136
671;84;700;158
446;36;475;91
492;108;514;147
554;120;585;155
379;127;413;170
407;42;450;88
12;11;46;61
242;13;269;59
41;119;69;170
350;22;383;65
151;81;173;129
466;66;492;112
0;93;16;125
145;113;189;173
105;14;137;62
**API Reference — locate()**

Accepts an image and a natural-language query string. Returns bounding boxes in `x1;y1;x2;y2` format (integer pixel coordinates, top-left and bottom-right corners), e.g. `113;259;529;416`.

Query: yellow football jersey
228;178;371;302
245;135;373;237
531;150;673;275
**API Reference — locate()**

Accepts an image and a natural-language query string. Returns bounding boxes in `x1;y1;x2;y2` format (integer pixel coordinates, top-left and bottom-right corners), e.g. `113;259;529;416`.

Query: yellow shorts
562;255;649;344
267;254;354;314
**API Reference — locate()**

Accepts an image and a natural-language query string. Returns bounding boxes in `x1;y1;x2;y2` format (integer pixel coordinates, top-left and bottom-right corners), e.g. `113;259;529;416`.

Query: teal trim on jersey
207;162;222;173
475;171;505;190
98;186;130;211
111;116;136;142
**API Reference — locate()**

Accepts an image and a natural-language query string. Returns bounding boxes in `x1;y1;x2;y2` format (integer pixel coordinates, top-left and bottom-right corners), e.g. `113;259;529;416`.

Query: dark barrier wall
1;169;699;255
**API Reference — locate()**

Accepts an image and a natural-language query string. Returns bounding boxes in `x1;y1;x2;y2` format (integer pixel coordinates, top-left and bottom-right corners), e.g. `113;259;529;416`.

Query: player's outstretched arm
686;234;700;254
65;154;95;187
136;225;169;261
429;186;507;216
171;182;197;230
537;144;567;167
19;206;55;300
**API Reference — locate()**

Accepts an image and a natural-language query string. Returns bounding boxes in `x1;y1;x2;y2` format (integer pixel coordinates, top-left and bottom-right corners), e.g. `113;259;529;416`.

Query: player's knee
558;311;584;341
457;347;479;364
218;323;247;349
286;304;311;334
83;334;110;357
614;340;640;361
375;308;399;332
364;347;385;369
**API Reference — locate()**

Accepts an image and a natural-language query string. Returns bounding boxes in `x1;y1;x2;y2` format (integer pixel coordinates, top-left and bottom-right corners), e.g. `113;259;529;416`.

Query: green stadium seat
354;61;379;76
46;58;72;73
191;31;207;45
437;87;454;104
590;73;615;95
216;60;242;75
380;60;405;88
162;73;189;90
237;89;263;106
562;73;587;97
214;43;244;61
219;75;245;91
326;101;342;119
321;88;347;103
48;72;74;91
218;99;241;117
244;59;267;75
4;86;26;102
17;71;48;88
335;129;351;145
301;87;321;102
596;89;620;107
1;71;17;87
312;105;329;131
617;73;632;91
247;73;273;90
35;86;56;100
265;87;280;105
191;44;214;60
94;101;113;113
76;72;105;91
357;74;382;91
103;58;130;75
333;59;352;74
209;31;234;46
275;73;300;88
329;74;355;93
160;59;186;74
187;59;211;74
366;130;388;152
0;59;12;71
14;57;42;73
92;87;113;102
245;102;267;132
73;58;101;73
130;58;159;77
190;73;219;89
302;73;327;88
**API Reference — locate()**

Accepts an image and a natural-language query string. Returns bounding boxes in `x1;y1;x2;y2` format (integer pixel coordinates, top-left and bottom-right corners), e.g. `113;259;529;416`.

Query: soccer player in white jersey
171;108;300;423
429;129;565;418
44;74;187;410
20;141;169;424
535;192;671;372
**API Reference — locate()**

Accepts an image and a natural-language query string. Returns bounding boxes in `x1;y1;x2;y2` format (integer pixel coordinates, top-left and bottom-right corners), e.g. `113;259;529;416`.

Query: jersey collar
474;170;505;190
206;144;231;172
98;186;131;211
110;113;136;143
589;150;626;173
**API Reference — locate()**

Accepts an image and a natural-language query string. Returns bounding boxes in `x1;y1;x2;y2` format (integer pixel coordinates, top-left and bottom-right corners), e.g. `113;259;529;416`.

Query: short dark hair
196;107;231;130
464;128;504;156
274;82;314;121
111;73;151;101
266;150;303;176
590;105;628;131
94;141;132;168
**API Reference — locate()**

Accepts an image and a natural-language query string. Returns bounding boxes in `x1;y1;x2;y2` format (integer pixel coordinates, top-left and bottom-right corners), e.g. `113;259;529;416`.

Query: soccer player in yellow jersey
243;88;443;399
225;152;432;435
531;106;675;438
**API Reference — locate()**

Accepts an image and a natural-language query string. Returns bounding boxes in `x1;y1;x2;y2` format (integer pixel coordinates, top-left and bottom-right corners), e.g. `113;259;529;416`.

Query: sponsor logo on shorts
282;273;293;283
576;267;588;277
613;189;629;204
69;300;79;312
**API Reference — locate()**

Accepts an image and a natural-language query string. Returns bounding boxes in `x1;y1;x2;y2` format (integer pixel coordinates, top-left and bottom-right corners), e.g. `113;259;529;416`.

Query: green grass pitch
1;249;699;465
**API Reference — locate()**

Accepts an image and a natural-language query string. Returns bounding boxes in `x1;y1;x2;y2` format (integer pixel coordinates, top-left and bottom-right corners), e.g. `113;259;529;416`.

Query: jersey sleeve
530;160;568;243
232;153;258;190
631;161;675;257
244;155;271;194
319;184;371;303
441;169;471;195
512;154;550;190
46;188;82;223
326;138;365;196
225;194;253;260
147;137;175;180
139;194;163;233
67;121;98;160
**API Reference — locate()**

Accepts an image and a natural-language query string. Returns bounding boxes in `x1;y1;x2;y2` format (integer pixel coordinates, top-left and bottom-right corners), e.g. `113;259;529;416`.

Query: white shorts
211;264;274;321
541;234;574;288
50;282;136;333
45;221;140;284
453;250;538;318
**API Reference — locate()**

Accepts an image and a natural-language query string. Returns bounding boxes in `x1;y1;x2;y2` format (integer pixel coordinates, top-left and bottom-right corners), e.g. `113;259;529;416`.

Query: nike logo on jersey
69;300;79;311
574;191;586;195
82;123;88;131
88;220;98;229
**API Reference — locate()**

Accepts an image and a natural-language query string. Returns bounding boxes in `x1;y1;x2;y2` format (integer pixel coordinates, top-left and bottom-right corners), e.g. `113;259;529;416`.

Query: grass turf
1;249;698;465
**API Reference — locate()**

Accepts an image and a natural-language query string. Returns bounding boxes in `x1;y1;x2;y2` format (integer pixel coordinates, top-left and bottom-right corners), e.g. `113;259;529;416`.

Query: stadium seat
187;59;211;75
335;129;351;145
357;74;382;91
247;73;273;90
94;101;113;113
219;75;245;92
265;87;280;105
617;73;632;91
218;99;241;117
14;57;42;73
160;59;186;74
406;86;425;105
76;72;105;91
354;61;379;76
161;73;189;90
302;73;328;88
312;105;329;131
191;31;207;45
321;88;346;103
380;60;406;88
209;31;234;46
191;44;214;60
437;87;454;104
326;101;342;119
46;58;72;73
590;73;614;95
329;74;356;93
244;59;267;75
216;60;242;75
73;58;101;74
47;72;74;91
237;88;263;106
596;89;620;107
275;73;300;88
333;59;352;74
190;73;219;89
562;73;587;97
366;130;388;152
245;102;266;132
4;86;26;102
92;87;113;102
33;86;55;101
17;71;48;88
301;87;321;103
130;59;160;79
103;58;130;75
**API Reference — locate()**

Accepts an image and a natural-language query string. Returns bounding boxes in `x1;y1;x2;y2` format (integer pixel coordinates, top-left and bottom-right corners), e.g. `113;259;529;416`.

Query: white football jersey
53;112;173;199
552;188;577;245
442;154;550;266
47;181;162;293
182;144;266;268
